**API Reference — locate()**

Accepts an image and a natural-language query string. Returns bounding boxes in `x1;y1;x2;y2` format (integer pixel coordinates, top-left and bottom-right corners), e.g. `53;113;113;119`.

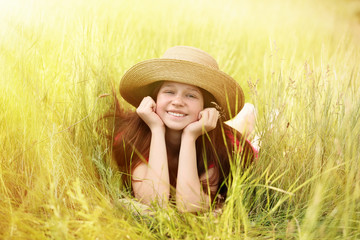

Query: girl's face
155;82;204;131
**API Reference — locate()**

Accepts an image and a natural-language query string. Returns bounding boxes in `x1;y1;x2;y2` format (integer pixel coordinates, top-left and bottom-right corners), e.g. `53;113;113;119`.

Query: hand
136;96;164;132
183;108;219;139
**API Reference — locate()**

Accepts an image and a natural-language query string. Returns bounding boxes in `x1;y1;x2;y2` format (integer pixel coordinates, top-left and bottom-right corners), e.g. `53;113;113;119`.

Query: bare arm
176;108;219;212
132;97;170;205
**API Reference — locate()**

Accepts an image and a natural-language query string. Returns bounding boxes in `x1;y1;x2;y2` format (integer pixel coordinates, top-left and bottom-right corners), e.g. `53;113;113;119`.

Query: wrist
150;125;166;135
181;130;199;141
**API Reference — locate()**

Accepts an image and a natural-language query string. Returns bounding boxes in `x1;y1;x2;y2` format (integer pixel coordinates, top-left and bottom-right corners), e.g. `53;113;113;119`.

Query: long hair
105;90;255;202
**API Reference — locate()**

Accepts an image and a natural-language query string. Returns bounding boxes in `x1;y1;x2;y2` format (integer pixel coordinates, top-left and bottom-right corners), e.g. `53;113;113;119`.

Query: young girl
111;46;258;212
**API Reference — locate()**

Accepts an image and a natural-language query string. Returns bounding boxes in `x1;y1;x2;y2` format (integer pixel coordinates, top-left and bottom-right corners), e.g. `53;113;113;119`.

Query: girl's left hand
182;108;219;138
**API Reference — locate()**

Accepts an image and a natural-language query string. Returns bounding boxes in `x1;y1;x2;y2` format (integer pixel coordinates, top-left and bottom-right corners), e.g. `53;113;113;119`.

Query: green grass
1;0;360;239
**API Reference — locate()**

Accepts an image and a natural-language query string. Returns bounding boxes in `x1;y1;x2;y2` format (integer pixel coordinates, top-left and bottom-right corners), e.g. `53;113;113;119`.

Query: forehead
160;81;201;92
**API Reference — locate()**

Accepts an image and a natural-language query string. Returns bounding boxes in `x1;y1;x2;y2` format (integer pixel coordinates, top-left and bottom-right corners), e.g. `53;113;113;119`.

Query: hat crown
161;46;219;70
120;46;245;120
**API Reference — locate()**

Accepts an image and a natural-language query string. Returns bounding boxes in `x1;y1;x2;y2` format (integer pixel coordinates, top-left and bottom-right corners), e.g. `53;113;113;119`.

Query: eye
186;93;197;99
161;88;174;94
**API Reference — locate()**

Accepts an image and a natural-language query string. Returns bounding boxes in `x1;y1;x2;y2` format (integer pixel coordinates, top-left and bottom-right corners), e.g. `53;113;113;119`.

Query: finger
199;109;209;122
142;97;156;111
209;109;217;121
198;111;203;120
149;100;157;112
151;102;156;112
144;97;155;110
143;96;152;105
212;111;220;127
203;108;216;122
211;109;220;123
204;109;218;130
139;97;151;108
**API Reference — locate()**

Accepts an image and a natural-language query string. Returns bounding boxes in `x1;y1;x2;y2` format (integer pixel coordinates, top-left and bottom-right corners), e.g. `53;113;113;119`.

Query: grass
1;0;360;239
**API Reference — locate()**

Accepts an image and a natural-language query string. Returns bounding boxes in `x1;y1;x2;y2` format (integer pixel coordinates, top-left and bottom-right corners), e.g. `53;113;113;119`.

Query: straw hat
120;46;244;120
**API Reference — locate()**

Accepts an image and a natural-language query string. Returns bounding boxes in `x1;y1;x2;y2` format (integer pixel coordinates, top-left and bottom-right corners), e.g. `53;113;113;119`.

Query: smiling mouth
167;111;186;117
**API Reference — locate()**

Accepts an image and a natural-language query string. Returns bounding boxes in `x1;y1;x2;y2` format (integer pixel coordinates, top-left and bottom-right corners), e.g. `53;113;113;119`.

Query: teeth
168;112;185;117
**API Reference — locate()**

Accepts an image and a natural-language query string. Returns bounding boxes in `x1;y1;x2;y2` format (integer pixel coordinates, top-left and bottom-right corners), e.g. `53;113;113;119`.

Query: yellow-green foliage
1;0;359;239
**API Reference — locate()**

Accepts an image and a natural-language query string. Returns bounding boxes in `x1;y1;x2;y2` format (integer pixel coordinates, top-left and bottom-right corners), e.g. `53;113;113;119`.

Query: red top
207;130;259;168
225;130;259;158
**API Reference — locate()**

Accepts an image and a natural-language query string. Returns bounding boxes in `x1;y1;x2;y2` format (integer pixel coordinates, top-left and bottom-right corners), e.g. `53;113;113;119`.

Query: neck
165;128;182;154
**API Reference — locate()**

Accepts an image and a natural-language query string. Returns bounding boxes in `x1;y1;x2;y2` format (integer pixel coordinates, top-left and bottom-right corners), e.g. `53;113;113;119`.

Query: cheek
194;102;204;113
155;104;161;114
197;99;204;111
155;99;165;114
192;106;203;120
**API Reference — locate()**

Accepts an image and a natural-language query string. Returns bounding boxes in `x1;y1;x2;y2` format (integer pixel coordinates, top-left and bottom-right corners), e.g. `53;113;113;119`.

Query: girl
111;46;258;212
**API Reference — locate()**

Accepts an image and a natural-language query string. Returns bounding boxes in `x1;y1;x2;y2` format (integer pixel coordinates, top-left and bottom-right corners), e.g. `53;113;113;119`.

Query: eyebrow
162;83;201;93
186;87;201;93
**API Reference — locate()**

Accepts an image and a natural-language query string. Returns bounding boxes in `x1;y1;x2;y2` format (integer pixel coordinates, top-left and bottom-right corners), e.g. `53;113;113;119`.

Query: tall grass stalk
1;0;359;238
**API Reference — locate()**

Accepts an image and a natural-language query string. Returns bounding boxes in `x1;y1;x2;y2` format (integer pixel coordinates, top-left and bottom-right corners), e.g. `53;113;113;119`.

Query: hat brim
120;59;244;120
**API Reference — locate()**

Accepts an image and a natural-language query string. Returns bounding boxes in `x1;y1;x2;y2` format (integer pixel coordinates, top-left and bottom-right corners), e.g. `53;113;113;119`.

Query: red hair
108;92;255;201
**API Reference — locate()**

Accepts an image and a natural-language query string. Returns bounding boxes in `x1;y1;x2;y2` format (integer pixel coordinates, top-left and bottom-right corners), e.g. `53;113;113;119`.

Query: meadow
1;0;360;239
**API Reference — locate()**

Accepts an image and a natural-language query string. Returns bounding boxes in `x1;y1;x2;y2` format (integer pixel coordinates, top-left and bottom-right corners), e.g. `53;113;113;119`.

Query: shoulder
224;127;259;159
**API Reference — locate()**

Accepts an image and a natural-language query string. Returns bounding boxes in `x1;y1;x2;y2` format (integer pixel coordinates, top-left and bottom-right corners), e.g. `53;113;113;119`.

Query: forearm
134;128;170;205
176;134;210;212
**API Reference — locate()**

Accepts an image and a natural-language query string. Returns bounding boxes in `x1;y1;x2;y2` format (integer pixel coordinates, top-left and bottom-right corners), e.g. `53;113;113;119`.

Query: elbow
175;195;209;213
134;192;152;206
176;205;207;213
134;187;170;207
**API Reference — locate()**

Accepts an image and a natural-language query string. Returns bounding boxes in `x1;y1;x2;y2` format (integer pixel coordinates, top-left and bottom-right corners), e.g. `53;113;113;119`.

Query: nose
171;94;185;106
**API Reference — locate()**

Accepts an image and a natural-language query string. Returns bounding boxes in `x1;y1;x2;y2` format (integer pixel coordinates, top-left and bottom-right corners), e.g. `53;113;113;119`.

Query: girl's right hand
182;107;219;139
136;96;165;132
